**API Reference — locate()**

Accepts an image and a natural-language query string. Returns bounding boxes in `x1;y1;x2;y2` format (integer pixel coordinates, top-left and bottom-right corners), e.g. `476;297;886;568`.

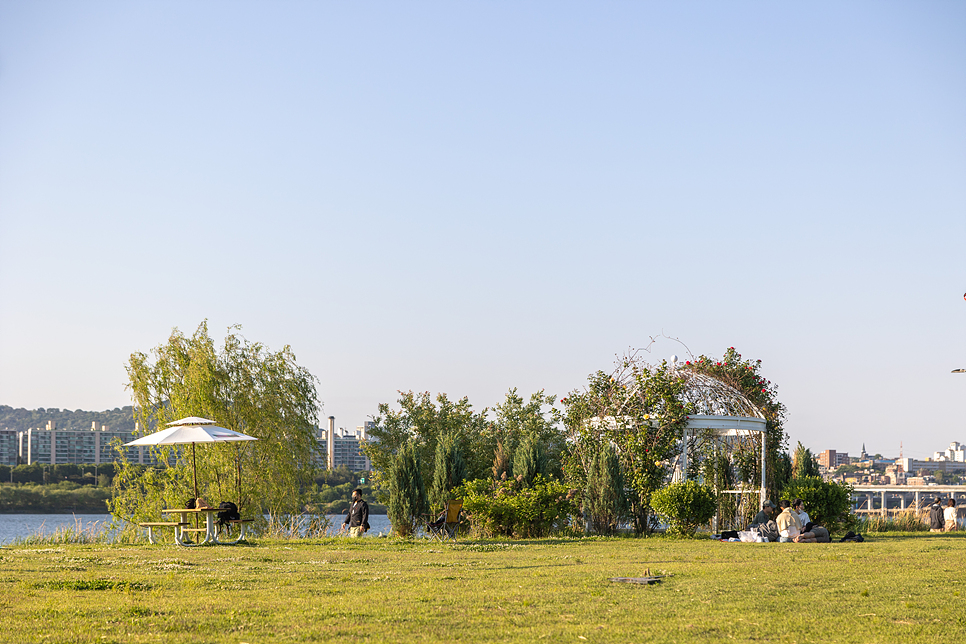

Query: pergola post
760;431;767;504
681;428;688;481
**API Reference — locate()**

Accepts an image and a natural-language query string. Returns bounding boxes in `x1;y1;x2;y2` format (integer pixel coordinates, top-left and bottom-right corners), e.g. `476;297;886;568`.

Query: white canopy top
167;416;218;426
124;425;257;446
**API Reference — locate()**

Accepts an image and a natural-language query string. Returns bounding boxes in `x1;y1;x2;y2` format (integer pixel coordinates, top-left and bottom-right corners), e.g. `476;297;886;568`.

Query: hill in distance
0;405;137;433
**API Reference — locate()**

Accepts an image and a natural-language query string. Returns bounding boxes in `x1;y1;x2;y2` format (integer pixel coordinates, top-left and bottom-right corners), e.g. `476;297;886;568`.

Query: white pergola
672;365;769;531
680;414;767;507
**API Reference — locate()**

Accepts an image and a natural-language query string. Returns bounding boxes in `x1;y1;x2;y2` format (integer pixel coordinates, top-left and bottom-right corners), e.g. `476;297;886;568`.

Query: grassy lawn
1;532;964;643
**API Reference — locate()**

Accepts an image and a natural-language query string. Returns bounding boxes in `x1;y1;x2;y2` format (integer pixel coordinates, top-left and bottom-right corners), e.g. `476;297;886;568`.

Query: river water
0;513;393;544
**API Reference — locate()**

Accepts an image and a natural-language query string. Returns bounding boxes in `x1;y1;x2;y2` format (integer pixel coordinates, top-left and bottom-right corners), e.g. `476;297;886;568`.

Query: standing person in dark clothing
343;489;370;537
929;497;945;532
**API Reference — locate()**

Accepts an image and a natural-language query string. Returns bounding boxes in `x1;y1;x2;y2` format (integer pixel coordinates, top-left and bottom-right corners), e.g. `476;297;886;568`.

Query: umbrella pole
192;442;199;531
192;442;199;501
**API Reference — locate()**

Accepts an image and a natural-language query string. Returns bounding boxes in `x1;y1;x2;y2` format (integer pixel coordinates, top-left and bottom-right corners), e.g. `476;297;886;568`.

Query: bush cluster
457;476;578;538
651;480;718;536
781;476;854;533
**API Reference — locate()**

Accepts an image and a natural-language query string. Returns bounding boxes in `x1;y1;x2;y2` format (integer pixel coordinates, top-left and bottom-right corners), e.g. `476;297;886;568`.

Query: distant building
9;421;160;466
819;450;850;470
884;463;905;485
317;417;372;472
932;441;966;463
0;429;19;466
898;457;966;477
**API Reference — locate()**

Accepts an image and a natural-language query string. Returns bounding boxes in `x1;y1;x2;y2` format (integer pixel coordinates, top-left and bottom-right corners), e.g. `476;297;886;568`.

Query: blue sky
1;1;963;459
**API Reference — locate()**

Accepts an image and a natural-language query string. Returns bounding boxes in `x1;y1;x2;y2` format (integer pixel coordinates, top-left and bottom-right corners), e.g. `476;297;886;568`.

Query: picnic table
139;508;253;546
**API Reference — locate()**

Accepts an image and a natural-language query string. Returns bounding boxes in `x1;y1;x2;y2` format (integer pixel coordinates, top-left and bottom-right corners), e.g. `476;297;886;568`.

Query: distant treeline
0;405;137;432
0;482;112;513
0;463;117;486
0;463;387;515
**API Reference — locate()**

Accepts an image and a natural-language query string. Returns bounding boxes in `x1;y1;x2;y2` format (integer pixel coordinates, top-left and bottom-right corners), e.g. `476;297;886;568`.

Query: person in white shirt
793;499;811;526
944;499;958;532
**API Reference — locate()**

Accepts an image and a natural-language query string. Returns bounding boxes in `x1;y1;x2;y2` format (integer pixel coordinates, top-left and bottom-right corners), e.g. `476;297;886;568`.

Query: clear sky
1;1;963;459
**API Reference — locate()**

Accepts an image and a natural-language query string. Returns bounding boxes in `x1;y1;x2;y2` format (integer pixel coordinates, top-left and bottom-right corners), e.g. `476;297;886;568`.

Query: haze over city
1;2;963;460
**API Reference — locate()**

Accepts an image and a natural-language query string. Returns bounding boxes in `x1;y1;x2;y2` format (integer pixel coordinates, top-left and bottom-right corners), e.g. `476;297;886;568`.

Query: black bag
216;501;240;527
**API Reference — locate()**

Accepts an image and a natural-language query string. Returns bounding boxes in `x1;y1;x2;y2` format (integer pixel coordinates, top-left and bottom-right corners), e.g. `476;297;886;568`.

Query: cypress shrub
512;433;546;487
387;440;427;537
430;433;467;511
584;443;628;535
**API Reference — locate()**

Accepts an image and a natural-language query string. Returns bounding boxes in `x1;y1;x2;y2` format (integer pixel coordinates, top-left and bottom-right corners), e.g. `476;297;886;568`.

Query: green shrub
584;443;628;535
456;476;578;538
781;476;854;533
430;432;468;511
651;480;718;537
387;440;427;537
512;434;547;488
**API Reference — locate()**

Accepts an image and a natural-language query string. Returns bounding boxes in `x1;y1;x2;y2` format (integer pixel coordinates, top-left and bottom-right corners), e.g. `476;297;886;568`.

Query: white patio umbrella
125;417;258;502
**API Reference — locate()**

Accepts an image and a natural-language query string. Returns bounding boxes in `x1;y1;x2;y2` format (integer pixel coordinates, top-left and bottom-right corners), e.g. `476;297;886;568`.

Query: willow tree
110;322;321;528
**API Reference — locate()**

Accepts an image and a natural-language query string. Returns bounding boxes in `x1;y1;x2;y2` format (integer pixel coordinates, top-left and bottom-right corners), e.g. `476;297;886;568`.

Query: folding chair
427;499;463;542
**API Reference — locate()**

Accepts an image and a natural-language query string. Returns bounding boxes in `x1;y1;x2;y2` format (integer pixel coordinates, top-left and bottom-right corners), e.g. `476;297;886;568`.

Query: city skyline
1;2;963;460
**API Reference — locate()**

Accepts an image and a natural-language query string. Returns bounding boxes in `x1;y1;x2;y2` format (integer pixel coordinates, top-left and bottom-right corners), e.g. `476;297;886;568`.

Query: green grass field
1;532;964;643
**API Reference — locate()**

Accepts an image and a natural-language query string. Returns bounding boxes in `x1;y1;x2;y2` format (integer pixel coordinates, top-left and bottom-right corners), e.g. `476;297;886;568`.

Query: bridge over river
851;485;966;516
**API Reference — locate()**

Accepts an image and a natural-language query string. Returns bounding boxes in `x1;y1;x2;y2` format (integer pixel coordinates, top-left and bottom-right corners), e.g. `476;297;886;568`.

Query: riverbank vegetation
0;482;111;513
1;533;962;643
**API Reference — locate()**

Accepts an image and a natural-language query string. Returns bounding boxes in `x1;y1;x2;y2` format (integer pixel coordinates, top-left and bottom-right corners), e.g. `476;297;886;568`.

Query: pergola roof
677;369;765;419
686;414;766;435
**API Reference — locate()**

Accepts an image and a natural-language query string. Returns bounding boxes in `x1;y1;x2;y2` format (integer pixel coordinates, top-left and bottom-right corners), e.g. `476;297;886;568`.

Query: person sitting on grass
944;499;958;532
793;499;831;542
929;497;945;532
776;500;817;543
750;500;779;542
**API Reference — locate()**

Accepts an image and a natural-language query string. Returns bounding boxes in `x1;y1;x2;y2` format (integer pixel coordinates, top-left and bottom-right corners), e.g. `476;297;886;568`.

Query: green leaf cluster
430;433;468;511
387;440;427;537
584;443;628;535
793;441;821;479
456;475;578;538
365;389;562;501
781;475;855;533
651;480;718;537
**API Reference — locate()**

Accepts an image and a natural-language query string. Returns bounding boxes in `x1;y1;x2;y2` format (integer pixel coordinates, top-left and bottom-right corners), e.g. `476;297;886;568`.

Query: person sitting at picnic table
776;500;817;543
